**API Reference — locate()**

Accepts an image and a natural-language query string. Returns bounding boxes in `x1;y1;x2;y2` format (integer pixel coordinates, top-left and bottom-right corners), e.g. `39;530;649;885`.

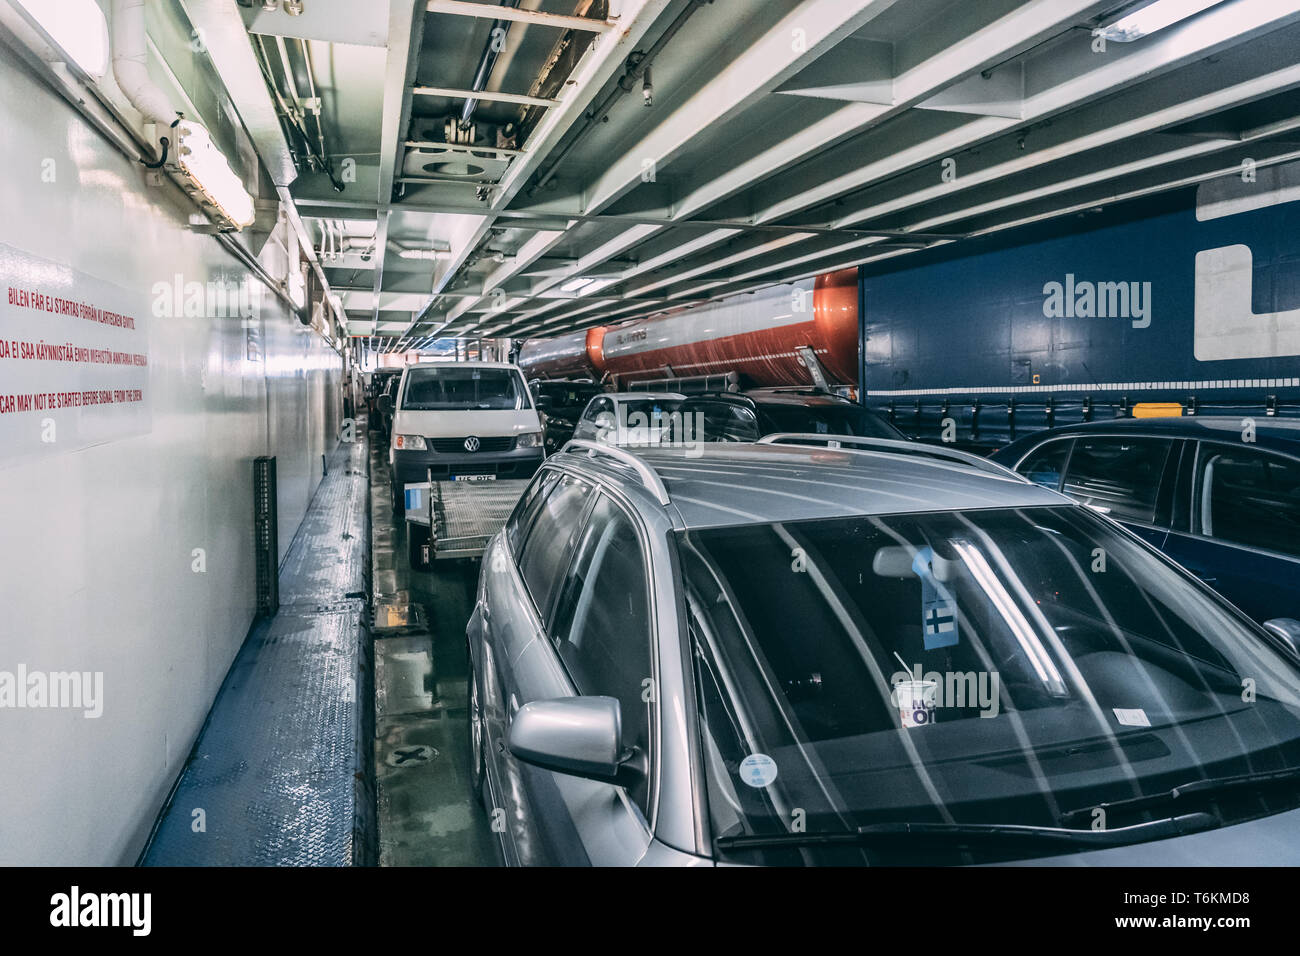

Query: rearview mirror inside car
871;545;957;582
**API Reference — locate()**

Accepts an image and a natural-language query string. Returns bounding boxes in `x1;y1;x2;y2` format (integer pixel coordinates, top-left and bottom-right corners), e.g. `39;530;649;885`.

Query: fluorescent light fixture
560;276;597;293
15;0;110;78
1094;0;1225;42
397;248;447;260
172;121;256;229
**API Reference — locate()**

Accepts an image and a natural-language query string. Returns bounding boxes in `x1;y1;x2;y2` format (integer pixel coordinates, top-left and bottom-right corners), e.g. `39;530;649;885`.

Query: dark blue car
992;416;1300;629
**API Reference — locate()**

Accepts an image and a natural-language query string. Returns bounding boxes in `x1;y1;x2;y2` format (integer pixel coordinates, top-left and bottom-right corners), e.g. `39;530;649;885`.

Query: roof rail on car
756;433;1030;483
562;439;672;505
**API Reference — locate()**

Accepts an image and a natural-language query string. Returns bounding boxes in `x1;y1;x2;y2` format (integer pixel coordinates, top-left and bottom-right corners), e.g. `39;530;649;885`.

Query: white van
384;361;544;508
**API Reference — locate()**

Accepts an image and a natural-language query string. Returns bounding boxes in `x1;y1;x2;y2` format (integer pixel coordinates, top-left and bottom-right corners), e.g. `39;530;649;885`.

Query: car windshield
758;402;904;440
620;398;681;421
678;505;1300;865
537;384;601;410
402;367;527;411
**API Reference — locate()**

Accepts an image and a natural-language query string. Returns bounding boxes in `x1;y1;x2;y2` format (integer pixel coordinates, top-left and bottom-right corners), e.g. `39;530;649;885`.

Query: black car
374;374;400;440
992;415;1300;627
368;370;401;426
673;389;908;443
529;380;604;454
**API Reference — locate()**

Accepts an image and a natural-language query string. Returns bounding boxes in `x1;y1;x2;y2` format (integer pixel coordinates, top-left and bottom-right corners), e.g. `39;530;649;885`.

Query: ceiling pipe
458;0;524;130
111;0;179;149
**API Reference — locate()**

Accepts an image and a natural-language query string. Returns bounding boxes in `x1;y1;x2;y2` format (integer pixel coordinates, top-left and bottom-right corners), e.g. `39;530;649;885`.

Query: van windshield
402;367;527;411
678;505;1300;865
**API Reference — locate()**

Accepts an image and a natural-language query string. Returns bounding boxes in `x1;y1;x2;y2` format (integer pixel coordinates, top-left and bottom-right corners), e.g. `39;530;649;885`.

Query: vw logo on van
464;436;481;452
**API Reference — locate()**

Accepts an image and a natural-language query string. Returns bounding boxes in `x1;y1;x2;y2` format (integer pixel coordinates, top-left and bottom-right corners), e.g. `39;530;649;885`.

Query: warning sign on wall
0;242;150;462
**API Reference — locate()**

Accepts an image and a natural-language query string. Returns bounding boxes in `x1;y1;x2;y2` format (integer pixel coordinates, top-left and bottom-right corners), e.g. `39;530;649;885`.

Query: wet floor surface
370;438;499;867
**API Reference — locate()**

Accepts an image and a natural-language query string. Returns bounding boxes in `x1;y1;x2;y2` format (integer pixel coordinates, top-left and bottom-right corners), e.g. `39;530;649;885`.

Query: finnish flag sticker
924;599;957;643
913;546;959;650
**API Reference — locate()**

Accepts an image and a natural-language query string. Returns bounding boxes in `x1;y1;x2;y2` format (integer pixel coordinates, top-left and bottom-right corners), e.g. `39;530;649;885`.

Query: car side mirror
376;393;394;415
535;395;553;412
508;696;631;783
1263;618;1300;658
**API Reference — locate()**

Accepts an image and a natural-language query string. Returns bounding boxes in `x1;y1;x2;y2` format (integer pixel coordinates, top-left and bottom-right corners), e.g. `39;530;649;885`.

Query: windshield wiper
714;812;1218;852
1059;765;1300;826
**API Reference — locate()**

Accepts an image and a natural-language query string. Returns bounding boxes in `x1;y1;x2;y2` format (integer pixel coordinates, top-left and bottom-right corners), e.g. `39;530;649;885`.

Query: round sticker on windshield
739;753;778;788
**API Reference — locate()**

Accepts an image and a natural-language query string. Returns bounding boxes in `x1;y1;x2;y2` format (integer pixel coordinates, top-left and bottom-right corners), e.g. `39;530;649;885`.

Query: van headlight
394;434;427;450
516;431;543;448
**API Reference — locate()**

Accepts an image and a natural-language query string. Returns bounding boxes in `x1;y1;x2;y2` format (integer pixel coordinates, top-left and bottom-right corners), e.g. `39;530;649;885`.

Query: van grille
429;436;516;453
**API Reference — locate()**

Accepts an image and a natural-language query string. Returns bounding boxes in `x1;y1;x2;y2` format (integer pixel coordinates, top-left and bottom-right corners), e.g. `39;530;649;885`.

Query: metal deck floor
370;439;498;867
140;437;373;867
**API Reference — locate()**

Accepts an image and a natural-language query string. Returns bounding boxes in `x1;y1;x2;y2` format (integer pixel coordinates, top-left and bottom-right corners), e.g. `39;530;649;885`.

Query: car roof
403;360;520;370
554;441;1066;529
998;415;1300;457
608;391;686;401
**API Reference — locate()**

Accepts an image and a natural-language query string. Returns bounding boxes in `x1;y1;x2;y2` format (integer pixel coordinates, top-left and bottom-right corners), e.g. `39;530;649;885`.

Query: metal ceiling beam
440;0;905;327
533;12;1300;331
404;138;526;156
623;38;1300;305
561;140;1300;334
481;0;1109;332
372;1;426;335
426;0;614;33
396;0;676;346
294;194;967;236
756;0;1300;227
412;84;558;108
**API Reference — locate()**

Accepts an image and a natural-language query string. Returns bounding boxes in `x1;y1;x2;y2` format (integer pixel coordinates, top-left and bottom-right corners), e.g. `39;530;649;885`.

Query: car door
571;396;612;442
1161;441;1300;623
522;491;658;865
1010;436;1074;492
478;470;594;865
1055;435;1178;549
694;400;760;441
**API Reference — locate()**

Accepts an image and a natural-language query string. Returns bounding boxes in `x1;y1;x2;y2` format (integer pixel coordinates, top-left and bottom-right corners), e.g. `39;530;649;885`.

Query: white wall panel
0;42;342;865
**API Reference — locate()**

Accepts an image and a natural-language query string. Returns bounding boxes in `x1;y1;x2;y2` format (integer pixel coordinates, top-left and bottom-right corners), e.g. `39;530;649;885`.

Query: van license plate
453;474;496;482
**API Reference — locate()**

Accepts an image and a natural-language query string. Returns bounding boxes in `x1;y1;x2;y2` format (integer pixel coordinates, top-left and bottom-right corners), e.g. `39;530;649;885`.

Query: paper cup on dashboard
896;679;938;729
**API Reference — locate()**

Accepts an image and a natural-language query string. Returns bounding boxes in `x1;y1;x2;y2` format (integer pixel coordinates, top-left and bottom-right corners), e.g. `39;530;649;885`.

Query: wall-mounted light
172;121;256;229
1094;0;1226;43
15;0;110;79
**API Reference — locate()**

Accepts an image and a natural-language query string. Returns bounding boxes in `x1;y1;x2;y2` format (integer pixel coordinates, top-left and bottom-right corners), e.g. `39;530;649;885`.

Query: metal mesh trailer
403;476;532;565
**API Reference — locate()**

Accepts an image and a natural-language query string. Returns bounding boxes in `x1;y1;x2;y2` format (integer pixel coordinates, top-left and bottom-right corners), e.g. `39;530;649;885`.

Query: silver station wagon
466;436;1300;866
